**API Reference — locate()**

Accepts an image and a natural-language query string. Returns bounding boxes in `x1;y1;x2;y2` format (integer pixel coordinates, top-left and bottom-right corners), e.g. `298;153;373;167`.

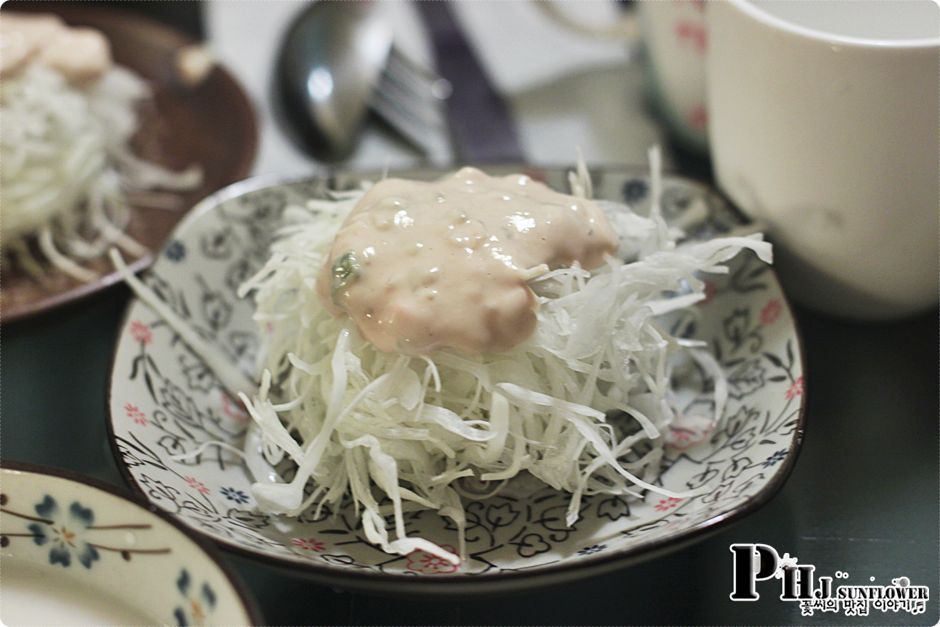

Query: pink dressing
318;167;618;355
0;13;112;83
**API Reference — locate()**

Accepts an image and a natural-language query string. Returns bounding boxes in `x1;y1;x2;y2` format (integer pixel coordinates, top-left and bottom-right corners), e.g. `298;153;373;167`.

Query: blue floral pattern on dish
2;470;256;626
762;449;789;468
28;496;100;569
622;178;648;202
165;241;187;262
220;487;249;505
173;568;217;626
577;544;607;556
2;493;170;568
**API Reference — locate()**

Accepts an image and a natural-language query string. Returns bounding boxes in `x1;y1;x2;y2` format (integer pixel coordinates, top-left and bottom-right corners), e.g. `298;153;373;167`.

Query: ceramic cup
637;1;708;152
534;0;709;152
708;0;940;319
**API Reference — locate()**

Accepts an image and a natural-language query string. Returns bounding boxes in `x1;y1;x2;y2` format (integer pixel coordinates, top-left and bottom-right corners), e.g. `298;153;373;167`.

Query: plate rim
1;3;259;326
0;459;266;622
105;166;808;595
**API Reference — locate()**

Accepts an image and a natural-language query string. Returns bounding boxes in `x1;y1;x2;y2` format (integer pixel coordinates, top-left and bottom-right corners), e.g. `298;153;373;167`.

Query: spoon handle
416;2;526;164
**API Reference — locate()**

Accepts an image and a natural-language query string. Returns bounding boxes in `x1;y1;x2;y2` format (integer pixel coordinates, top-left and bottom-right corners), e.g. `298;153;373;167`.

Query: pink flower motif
184;476;210;496
675;20;708;54
670;428;692;443
666;412;717;451
129;320;152;345
124;403;148;426
291;537;326;552
686;104;708;130
760;299;782;325
405;544;460;575
220;393;249;423
667;428;698;450
654;497;683;512
698;280;717;306
785;376;804;400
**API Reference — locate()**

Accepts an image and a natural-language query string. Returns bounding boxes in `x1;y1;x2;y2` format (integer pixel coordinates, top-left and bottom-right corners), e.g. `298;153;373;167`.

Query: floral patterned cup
535;0;709;152
638;1;708;151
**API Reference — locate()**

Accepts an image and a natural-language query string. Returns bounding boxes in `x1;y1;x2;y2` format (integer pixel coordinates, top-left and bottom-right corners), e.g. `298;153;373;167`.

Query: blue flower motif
177;568;190;595
762;448;789;468
174;569;216;626
661;187;692;216
622;178;648;202
164;240;186;262
577;544;607;556
220;486;249;505
28;496;100;569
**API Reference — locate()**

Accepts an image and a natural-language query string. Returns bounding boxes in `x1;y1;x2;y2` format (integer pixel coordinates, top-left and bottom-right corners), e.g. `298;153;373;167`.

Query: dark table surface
4;266;937;626
3;3;938;625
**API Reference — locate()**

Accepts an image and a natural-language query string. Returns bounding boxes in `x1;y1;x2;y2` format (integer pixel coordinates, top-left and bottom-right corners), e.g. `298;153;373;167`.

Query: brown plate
1;3;258;324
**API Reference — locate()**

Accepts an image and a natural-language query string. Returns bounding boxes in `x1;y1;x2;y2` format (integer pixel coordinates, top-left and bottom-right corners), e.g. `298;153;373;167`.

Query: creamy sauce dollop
0;13;112;83
318;168;618;355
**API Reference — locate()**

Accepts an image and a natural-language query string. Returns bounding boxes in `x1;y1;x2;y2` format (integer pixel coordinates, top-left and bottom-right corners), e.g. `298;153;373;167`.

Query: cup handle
533;0;640;41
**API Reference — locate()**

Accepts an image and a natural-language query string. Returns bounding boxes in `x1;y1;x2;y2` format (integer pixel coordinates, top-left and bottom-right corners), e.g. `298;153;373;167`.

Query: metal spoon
274;0;392;162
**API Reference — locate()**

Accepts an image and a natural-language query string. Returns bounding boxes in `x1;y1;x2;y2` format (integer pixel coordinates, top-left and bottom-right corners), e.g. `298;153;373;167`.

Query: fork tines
371;46;452;163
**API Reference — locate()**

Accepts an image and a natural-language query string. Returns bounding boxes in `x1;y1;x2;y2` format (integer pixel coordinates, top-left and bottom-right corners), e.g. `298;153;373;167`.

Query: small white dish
0;463;262;625
107;166;806;594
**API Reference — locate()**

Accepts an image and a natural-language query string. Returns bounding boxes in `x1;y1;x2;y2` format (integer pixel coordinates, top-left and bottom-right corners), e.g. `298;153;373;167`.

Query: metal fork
370;46;453;164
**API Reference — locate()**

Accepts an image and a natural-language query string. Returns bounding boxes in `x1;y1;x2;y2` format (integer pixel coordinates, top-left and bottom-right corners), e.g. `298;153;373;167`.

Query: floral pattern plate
107;166;806;595
0;462;262;625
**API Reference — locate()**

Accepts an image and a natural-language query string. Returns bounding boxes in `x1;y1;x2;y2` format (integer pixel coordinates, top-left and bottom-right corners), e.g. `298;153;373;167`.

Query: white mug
638;1;708;152
708;0;940;319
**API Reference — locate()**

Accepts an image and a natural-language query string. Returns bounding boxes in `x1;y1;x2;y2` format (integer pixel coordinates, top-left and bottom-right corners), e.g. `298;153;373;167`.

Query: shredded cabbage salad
1;63;201;282
234;152;773;565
